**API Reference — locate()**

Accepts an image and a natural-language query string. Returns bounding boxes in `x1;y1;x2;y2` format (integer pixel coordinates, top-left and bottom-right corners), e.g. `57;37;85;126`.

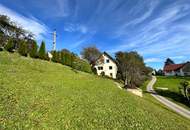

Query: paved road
147;76;190;119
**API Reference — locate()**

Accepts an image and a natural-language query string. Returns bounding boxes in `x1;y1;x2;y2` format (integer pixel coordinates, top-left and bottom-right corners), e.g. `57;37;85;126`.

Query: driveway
147;76;190;119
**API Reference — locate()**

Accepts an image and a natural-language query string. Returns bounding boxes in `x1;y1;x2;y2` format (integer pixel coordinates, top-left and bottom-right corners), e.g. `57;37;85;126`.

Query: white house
94;52;118;79
163;62;190;76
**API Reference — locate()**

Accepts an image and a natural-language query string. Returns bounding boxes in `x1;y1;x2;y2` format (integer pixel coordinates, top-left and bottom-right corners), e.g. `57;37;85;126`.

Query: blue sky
0;0;190;69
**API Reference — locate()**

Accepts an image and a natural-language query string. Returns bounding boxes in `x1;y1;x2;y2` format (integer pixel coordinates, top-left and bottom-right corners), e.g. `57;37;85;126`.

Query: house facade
163;62;190;76
94;52;118;79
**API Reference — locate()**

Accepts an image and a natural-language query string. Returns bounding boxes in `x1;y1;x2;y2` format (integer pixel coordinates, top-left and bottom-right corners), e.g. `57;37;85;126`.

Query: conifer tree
38;41;46;59
18;40;27;56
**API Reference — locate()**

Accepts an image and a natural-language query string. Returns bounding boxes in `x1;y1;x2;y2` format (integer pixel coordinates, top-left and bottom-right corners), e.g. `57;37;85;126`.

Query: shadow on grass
71;68;79;73
155;89;190;108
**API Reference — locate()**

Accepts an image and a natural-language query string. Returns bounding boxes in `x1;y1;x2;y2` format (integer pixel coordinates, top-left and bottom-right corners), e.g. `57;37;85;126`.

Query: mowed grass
154;76;190;110
0;52;190;130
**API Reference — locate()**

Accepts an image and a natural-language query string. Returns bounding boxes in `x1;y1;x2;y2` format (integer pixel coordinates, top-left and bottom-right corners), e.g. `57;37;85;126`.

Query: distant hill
0;52;190;129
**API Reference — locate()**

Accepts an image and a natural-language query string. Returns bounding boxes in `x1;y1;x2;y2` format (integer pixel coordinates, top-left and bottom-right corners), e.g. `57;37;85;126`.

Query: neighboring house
94;52;118;79
163;62;190;76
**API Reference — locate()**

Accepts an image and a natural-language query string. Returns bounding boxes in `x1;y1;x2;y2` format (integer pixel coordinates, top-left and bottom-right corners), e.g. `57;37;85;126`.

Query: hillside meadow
0;52;190;130
154;76;190;110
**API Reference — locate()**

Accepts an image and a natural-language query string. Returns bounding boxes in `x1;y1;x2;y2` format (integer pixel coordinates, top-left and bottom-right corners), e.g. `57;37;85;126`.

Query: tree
116;51;150;88
4;38;14;52
18;40;27;56
179;81;190;102
81;46;101;65
72;57;92;73
29;41;38;58
38;41;46;59
156;69;164;76
165;58;175;66
0;15;33;48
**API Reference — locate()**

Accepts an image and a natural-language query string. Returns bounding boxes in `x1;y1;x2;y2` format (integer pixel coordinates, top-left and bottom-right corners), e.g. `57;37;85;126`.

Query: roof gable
103;52;117;64
96;52;117;65
163;63;185;72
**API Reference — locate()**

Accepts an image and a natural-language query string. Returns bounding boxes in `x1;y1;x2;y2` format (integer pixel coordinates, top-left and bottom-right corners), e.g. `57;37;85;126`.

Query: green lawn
154;76;190;110
0;52;190;130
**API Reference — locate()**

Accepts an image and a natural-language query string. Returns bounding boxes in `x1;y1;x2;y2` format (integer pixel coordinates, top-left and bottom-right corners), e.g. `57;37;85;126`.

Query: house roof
103;52;117;64
163;63;186;72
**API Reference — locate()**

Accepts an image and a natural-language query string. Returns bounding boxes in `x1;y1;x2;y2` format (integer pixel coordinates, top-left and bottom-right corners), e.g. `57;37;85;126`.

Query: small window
106;59;110;63
109;66;112;70
110;73;113;77
98;66;103;70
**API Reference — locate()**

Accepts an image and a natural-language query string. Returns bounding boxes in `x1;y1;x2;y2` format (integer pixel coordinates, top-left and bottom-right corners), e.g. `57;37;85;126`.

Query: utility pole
53;30;56;51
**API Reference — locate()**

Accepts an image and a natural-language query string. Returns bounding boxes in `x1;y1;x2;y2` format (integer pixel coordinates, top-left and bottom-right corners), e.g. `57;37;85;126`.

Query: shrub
100;71;105;77
92;67;97;74
51;51;60;63
29;41;38;58
73;58;92;73
5;39;14;52
179;81;190;101
18;41;27;56
0;47;3;51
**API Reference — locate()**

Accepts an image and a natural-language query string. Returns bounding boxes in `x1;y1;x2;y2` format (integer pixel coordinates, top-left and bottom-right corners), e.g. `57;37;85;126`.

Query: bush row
51;50;92;73
2;38;92;73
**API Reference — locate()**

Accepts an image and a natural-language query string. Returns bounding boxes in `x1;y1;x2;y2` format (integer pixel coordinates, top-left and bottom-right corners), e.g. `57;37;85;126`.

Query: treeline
50;50;92;73
80;47;153;88
0;15;92;73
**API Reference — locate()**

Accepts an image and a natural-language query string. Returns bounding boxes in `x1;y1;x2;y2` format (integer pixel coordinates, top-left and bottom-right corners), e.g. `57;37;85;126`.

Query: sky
0;0;190;69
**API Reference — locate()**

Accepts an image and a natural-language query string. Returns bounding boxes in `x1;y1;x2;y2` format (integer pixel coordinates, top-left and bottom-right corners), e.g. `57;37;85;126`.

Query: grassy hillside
154;76;190;110
0;52;190;130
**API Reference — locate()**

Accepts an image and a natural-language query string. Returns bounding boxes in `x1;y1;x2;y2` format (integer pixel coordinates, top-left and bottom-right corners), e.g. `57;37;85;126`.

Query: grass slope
0;52;190;130
154;76;190;110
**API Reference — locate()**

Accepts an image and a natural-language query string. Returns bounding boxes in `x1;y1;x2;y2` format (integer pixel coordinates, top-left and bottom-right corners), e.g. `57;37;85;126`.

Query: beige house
94;52;118;79
163;62;190;76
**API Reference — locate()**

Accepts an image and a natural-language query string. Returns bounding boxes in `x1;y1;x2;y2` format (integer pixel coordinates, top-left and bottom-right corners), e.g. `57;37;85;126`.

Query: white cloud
64;23;88;34
109;2;190;56
145;58;162;63
56;0;70;17
0;4;49;40
170;56;185;59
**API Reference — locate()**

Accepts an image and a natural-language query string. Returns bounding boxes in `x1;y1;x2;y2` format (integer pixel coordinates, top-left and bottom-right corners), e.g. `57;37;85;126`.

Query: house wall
182;63;190;76
95;54;118;79
164;71;175;76
164;69;184;76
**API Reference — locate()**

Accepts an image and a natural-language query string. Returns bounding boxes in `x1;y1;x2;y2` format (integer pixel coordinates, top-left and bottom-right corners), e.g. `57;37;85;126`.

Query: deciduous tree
116;51;151;88
81;46;101;65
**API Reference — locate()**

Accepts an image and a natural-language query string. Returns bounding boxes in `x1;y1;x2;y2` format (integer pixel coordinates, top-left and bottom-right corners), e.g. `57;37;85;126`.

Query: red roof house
163;62;190;76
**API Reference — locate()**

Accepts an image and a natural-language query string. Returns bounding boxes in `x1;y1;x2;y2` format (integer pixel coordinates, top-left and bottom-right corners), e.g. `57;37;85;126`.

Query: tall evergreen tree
18;40;27;56
165;58;175;66
38;41;46;59
29;41;38;58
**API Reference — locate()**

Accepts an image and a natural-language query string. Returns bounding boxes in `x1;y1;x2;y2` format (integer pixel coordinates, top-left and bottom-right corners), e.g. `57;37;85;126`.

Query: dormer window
106;59;110;63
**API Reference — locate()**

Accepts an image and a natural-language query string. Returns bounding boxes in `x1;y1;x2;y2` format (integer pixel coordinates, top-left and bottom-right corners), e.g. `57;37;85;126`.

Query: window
98;66;103;70
106;59;110;63
110;73;113;77
109;66;112;70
